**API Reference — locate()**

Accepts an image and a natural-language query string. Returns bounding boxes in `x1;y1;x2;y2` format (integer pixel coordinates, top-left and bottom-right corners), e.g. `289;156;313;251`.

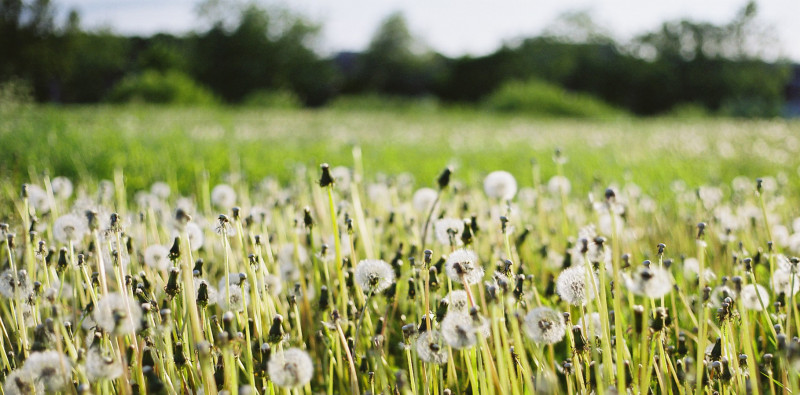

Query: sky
58;0;800;61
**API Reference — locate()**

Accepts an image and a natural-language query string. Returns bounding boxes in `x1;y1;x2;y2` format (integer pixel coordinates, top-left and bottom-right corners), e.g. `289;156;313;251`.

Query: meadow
1;104;800;394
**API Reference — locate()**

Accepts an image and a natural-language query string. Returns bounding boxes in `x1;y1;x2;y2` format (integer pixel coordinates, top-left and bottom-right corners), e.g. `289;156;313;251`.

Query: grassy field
2;105;798;197
2;105;800;394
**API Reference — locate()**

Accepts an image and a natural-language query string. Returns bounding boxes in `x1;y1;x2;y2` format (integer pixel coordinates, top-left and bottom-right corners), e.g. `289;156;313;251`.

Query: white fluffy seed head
51;176;74;200
441;312;487;350
626;266;673;298
523;307;566;345
85;347;123;382
53;213;88;244
415;330;449;364
3;368;43;395
22;351;72;392
683;257;716;283
0;269;31;299
211;184;237;209
556;265;598;306
267;348;314;388
771;268;800;297
547;176;571;196
443;290;470;313
483;171;518;200
216;284;248;312
434;218;464;245
576;312;604;339
740;284;770;311
150;182;171;199
445;249;484;285
354;259;395;293
93;293;142;335
412;188;438;213
143;244;170;271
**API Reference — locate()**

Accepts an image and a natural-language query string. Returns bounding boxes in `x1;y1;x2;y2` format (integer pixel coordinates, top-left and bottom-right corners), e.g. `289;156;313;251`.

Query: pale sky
59;0;800;61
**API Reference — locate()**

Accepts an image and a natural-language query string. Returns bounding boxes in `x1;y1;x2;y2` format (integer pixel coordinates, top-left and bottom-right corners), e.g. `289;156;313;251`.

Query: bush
242;90;303;109
108;70;217;105
0;78;34;113
483;79;627;118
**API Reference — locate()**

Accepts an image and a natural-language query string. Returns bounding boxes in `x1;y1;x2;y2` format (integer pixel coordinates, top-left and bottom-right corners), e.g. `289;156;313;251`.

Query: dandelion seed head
740;284;770;311
683;257;717;283
93;293;143;335
216;284;248;312
26;184;50;213
523;307;566;344
441;313;480;349
445;249;483;285
483;170;518;200
547;175;571;196
576;312;604;338
22;351;72;392
278;244;308;266
627;266;673;298
211;184;237;209
144;245;171;271
3;369;43;395
51;177;73;200
556;265;598;306
0;269;31;299
53;213;88;245
86;348;123;382
267;348;313;388
412;188;438;213
260;274;283;297
434;218;464;245
415;330;449;364
771;268;800;296
443;290;469;313
354;259;395;293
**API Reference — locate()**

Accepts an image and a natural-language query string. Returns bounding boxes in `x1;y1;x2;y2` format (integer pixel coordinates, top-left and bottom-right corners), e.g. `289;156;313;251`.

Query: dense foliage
0;0;792;116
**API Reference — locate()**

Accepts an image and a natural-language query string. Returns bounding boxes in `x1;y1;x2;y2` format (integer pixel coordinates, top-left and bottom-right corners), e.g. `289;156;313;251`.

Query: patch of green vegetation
484;79;629;119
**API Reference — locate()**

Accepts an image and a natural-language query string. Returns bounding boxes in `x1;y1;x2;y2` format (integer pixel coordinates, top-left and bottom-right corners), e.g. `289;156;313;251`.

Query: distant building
786;64;800;118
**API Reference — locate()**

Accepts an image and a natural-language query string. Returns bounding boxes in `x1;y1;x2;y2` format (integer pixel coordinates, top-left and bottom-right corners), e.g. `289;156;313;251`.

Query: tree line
0;0;792;116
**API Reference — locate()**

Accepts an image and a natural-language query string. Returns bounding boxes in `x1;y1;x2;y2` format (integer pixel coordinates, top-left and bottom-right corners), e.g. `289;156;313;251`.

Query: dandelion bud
429;267;440;290
319;163;334;187
169;237;180;261
222;311;236;333
677;334;688;356
703;286;712;302
739;354;747;368
633;305;645;334
657;243;666;255
164;267;181;298
407;278;416;299
756;178;763;192
268;315;284;343
402;324;417;340
57;248;69;273
437;167;452;190
621;253;630;268
317;285;329;310
460;221;473;245
697;222;706;239
303;207;313;228
572;325;586;351
743;258;752;272
605;188;615;201
513;274;525;300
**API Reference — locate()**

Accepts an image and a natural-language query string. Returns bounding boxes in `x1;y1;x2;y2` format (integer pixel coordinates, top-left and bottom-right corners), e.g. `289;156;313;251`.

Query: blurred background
1;0;799;118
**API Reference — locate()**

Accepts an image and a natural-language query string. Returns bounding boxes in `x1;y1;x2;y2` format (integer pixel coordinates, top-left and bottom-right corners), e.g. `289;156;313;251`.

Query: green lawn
2;105;798;198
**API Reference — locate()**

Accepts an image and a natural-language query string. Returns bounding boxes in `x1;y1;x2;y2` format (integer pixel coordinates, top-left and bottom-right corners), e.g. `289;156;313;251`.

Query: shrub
108;70;217;105
483;79;627;118
327;94;440;112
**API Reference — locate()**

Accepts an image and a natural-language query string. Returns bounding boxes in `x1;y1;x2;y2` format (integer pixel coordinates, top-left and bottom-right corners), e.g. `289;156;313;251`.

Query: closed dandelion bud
57;248;68;273
676;359;686;381
302;207;313;229
436;299;449;322
743;258;752;272
756;178;763;192
174;342;187;367
437;167;452;190
143;366;164;394
633;305;644;334
222;311;236;334
721;357;732;382
677;334;688;356
664;258;673;269
424;249;433;265
777;333;787;351
429;267;439;290
192;258;203;277
318;286;329;310
508;276;525;302
621;253;630;269
319;163;334;187
6;233;14;249
739;354;748;369
86;209;99;231
407;278;416;299
486;283;498;303
732;276;743;292
164;267;181;299
268;315;284;343
572;325;586;351
709;337;722;361
460;221;473;245
402;323;417;340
